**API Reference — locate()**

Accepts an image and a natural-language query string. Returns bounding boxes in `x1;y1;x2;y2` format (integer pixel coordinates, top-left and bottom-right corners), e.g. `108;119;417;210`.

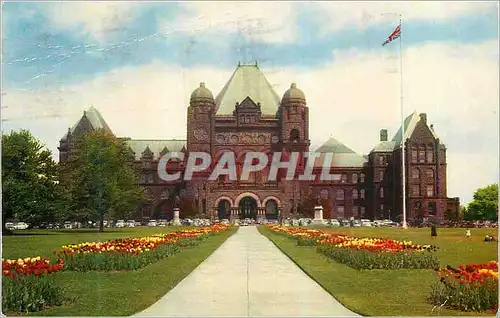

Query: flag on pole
382;24;401;46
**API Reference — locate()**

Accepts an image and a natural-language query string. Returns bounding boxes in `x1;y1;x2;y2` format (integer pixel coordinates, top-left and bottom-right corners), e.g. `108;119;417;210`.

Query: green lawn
259;226;498;317
2;226;191;260
2;226;237;316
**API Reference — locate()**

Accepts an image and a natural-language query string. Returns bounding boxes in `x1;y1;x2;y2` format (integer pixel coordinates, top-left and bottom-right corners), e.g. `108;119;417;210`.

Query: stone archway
263;196;281;220
239;196;258;220
234;192;262;208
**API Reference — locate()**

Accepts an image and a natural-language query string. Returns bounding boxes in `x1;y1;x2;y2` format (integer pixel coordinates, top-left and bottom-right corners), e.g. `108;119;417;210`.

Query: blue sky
2;2;498;88
1;2;499;204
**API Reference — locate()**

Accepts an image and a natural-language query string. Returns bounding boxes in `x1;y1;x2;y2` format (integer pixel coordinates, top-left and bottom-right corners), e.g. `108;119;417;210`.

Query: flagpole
399;14;407;229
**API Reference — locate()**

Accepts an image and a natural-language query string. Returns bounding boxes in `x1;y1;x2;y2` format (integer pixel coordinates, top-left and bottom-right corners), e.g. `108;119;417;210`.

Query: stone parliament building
58;63;460;223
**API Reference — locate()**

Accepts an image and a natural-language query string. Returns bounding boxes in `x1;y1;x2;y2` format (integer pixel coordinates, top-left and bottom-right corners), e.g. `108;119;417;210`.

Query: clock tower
187;82;215;154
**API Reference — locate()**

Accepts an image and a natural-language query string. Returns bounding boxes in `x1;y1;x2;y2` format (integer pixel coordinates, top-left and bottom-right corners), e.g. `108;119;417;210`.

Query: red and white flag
382;24;401;46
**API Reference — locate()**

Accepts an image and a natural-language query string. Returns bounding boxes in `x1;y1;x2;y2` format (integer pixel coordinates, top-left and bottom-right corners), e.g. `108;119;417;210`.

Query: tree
465;184;498;221
2;130;67;234
61;130;145;232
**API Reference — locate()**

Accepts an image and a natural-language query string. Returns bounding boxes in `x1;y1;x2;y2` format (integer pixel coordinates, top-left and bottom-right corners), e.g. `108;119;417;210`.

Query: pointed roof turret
60;106;112;141
392;110;442;147
215;64;280;115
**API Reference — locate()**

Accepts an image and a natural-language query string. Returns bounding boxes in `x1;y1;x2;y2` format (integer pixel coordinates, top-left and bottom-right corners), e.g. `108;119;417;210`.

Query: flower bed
2;257;65;313
429;261;498;312
267;225;439;269
56;224;229;271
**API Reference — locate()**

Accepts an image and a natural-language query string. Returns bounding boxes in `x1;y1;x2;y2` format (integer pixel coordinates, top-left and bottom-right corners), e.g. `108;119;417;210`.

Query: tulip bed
429;261;498;312
268;225;439;269
56;224;230;271
2;224;231;314
2;257;66;313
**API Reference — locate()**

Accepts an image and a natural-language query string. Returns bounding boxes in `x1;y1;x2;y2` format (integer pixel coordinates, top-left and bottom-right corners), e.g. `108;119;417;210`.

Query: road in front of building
134;226;360;317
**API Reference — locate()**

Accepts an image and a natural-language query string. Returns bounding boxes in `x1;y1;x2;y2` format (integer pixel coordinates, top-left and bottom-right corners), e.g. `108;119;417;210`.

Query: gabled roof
126;139;186;160
61;106;112;141
371;141;397;153
392;110;440;147
311;137;368;168
215;64;281;116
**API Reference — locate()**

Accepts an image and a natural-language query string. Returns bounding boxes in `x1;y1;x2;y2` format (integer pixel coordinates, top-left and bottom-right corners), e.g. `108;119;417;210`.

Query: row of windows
411;185;435;197
411;168;434;179
411;150;434;163
320;189;366;200
336;205;366;218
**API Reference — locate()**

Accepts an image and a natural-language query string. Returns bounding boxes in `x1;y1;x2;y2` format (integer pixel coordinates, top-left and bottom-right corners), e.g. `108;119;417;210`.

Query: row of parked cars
288;218;399;227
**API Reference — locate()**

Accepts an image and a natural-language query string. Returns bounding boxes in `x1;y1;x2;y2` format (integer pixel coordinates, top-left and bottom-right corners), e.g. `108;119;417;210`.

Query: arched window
360;173;365;183
290;129;300;142
427;150;434;163
320;189;329;199
360;189;365;199
352;173;358;183
426;169;434;179
380;187;384;198
336;189;345;200
418;147;426;163
352;189;359;199
412;168;420;179
341;173;348;183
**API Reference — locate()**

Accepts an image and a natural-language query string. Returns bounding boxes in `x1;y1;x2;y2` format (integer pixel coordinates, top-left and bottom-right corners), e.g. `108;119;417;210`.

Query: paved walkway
134;226;360;317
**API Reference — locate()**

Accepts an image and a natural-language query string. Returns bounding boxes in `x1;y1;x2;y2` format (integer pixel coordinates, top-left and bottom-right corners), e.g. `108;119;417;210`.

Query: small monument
173;208;181;226
312;206;325;225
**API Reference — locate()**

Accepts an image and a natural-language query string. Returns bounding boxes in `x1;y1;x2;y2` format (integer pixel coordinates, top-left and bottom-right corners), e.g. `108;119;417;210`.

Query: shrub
317;244;439;270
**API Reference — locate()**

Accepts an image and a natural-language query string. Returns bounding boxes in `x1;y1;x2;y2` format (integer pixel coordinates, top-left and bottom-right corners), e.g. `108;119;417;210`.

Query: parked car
341;220;351;227
14;222;29;230
329;219;341;227
361;220;373;227
221;219;230;225
148;219;157;227
5;222;15;230
158;219;167;227
353;220;362;227
126;220;135;227
116;220;126;228
63;221;73;229
134;221;141;227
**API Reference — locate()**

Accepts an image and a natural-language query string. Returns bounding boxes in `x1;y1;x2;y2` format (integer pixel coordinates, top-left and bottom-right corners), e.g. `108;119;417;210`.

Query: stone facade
58;64;459;223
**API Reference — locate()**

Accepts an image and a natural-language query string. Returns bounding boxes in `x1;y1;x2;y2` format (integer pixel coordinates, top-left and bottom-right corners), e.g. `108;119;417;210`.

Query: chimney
419;113;427;124
380;129;388;142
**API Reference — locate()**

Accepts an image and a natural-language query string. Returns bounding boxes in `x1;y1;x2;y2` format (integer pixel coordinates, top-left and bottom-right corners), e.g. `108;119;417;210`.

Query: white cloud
160;2;298;44
44;2;139;42
157;2;496;44
314;2;497;34
2;40;498;204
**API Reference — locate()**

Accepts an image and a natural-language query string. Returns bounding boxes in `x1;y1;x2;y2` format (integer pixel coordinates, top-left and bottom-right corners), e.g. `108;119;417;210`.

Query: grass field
259;226;498;317
2;227;192;260
2;226;237;316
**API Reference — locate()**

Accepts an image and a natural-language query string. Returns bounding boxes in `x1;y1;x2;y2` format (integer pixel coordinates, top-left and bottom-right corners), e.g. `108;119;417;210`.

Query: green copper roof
312;137;367;168
126;139;186;160
371;141;397;152
215;64;281;116
315;137;357;154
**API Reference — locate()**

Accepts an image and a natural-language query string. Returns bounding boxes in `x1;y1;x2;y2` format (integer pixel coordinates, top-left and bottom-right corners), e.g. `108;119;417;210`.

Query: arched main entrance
239;197;258;219
217;200;231;220
265;199;279;220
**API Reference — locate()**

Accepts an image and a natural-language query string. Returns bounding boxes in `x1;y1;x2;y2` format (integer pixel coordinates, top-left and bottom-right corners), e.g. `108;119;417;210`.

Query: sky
1;1;499;204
